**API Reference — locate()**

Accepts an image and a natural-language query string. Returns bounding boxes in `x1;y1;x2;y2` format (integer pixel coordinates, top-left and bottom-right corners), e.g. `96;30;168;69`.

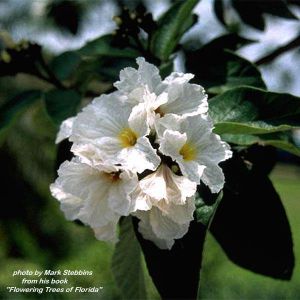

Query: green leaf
210;86;300;134
44;89;81;126
221;133;300;157
77;34;138;58
159;60;174;79
0;90;42;131
208;51;266;93
231;0;297;31
195;187;223;226
210;154;294;279
50;51;81;81
133;217;206;299
185;35;259;89
214;121;296;135
150;0;200;61
111;217;147;300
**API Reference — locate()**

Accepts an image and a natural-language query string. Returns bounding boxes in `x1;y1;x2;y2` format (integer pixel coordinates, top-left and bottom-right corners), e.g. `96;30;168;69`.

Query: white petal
160;82;208;116
52;159;119;228
177;160;206;184
199;136;233;164
163;165;197;204
201;164;225;193
71;143;104;166
149;207;190;242
56;117;76;144
128;103;149;137
133;210;175;250
93;219;119;243
50;183;83;220
155;114;183;139
114;57;162;94
121;137;160;173
71;93;130;144
139;164;197;204
163;72;194;85
156;196;195;225
129;185;153;211
159;129;187;160
139;166;167;201
107;170;139;215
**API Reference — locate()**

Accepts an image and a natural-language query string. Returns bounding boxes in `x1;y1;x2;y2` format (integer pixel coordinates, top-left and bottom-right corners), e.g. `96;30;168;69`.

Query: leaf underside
210;154;295;280
133;217;206;299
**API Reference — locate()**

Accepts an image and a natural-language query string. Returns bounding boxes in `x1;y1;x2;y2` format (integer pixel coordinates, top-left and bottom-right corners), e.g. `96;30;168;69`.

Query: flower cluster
50;58;232;249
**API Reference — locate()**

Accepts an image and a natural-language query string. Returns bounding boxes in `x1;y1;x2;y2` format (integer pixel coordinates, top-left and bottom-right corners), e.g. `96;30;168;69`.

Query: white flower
133;164;197;249
159;114;232;193
114;57;208;128
70;92;160;173
51;57;232;249
50;158;141;242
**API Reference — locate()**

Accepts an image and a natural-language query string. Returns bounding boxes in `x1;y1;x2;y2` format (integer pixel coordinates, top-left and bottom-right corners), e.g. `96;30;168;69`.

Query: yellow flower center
179;142;197;161
118;128;137;148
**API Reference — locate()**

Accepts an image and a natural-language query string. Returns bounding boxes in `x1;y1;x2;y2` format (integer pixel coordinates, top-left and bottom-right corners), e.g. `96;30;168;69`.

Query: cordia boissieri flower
158;114;232;193
50;158;150;242
114;57;208;129
70;92;160;173
50;57;232;249
132;164;196;249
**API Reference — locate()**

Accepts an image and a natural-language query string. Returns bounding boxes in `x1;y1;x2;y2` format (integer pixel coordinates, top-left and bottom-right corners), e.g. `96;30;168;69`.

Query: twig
37;53;65;89
255;35;300;66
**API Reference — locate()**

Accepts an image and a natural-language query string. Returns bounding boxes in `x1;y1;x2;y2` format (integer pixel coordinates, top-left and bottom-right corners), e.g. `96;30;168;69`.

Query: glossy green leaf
0;90;42;131
50;51;81;81
150;0;199;61
185;35;258;89
210;86;300;133
77;34;138;58
209;51;266;93
195;187;223;226
44;89;81;125
210;154;294;279
221;133;300;157
111;217;148;300
214;121;296;135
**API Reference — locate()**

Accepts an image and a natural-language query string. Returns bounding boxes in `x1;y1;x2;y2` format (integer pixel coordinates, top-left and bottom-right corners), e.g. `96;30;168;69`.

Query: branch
255;35;300;66
37;54;65;89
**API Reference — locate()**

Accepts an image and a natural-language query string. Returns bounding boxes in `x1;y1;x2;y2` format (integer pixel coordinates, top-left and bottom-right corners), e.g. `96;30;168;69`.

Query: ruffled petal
93;219;119;243
177;160;206;184
107;170;139;215
156;196;195;225
114;57;162;94
160;82;208;116
50;183;83;220
121;137;160;173
149;207;190;241
128;102;149;137
71;93;131;144
139;164;197;204
159;129;187;160
129;185;153;211
134;210;175;249
56;117;75;144
201;164;225;193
